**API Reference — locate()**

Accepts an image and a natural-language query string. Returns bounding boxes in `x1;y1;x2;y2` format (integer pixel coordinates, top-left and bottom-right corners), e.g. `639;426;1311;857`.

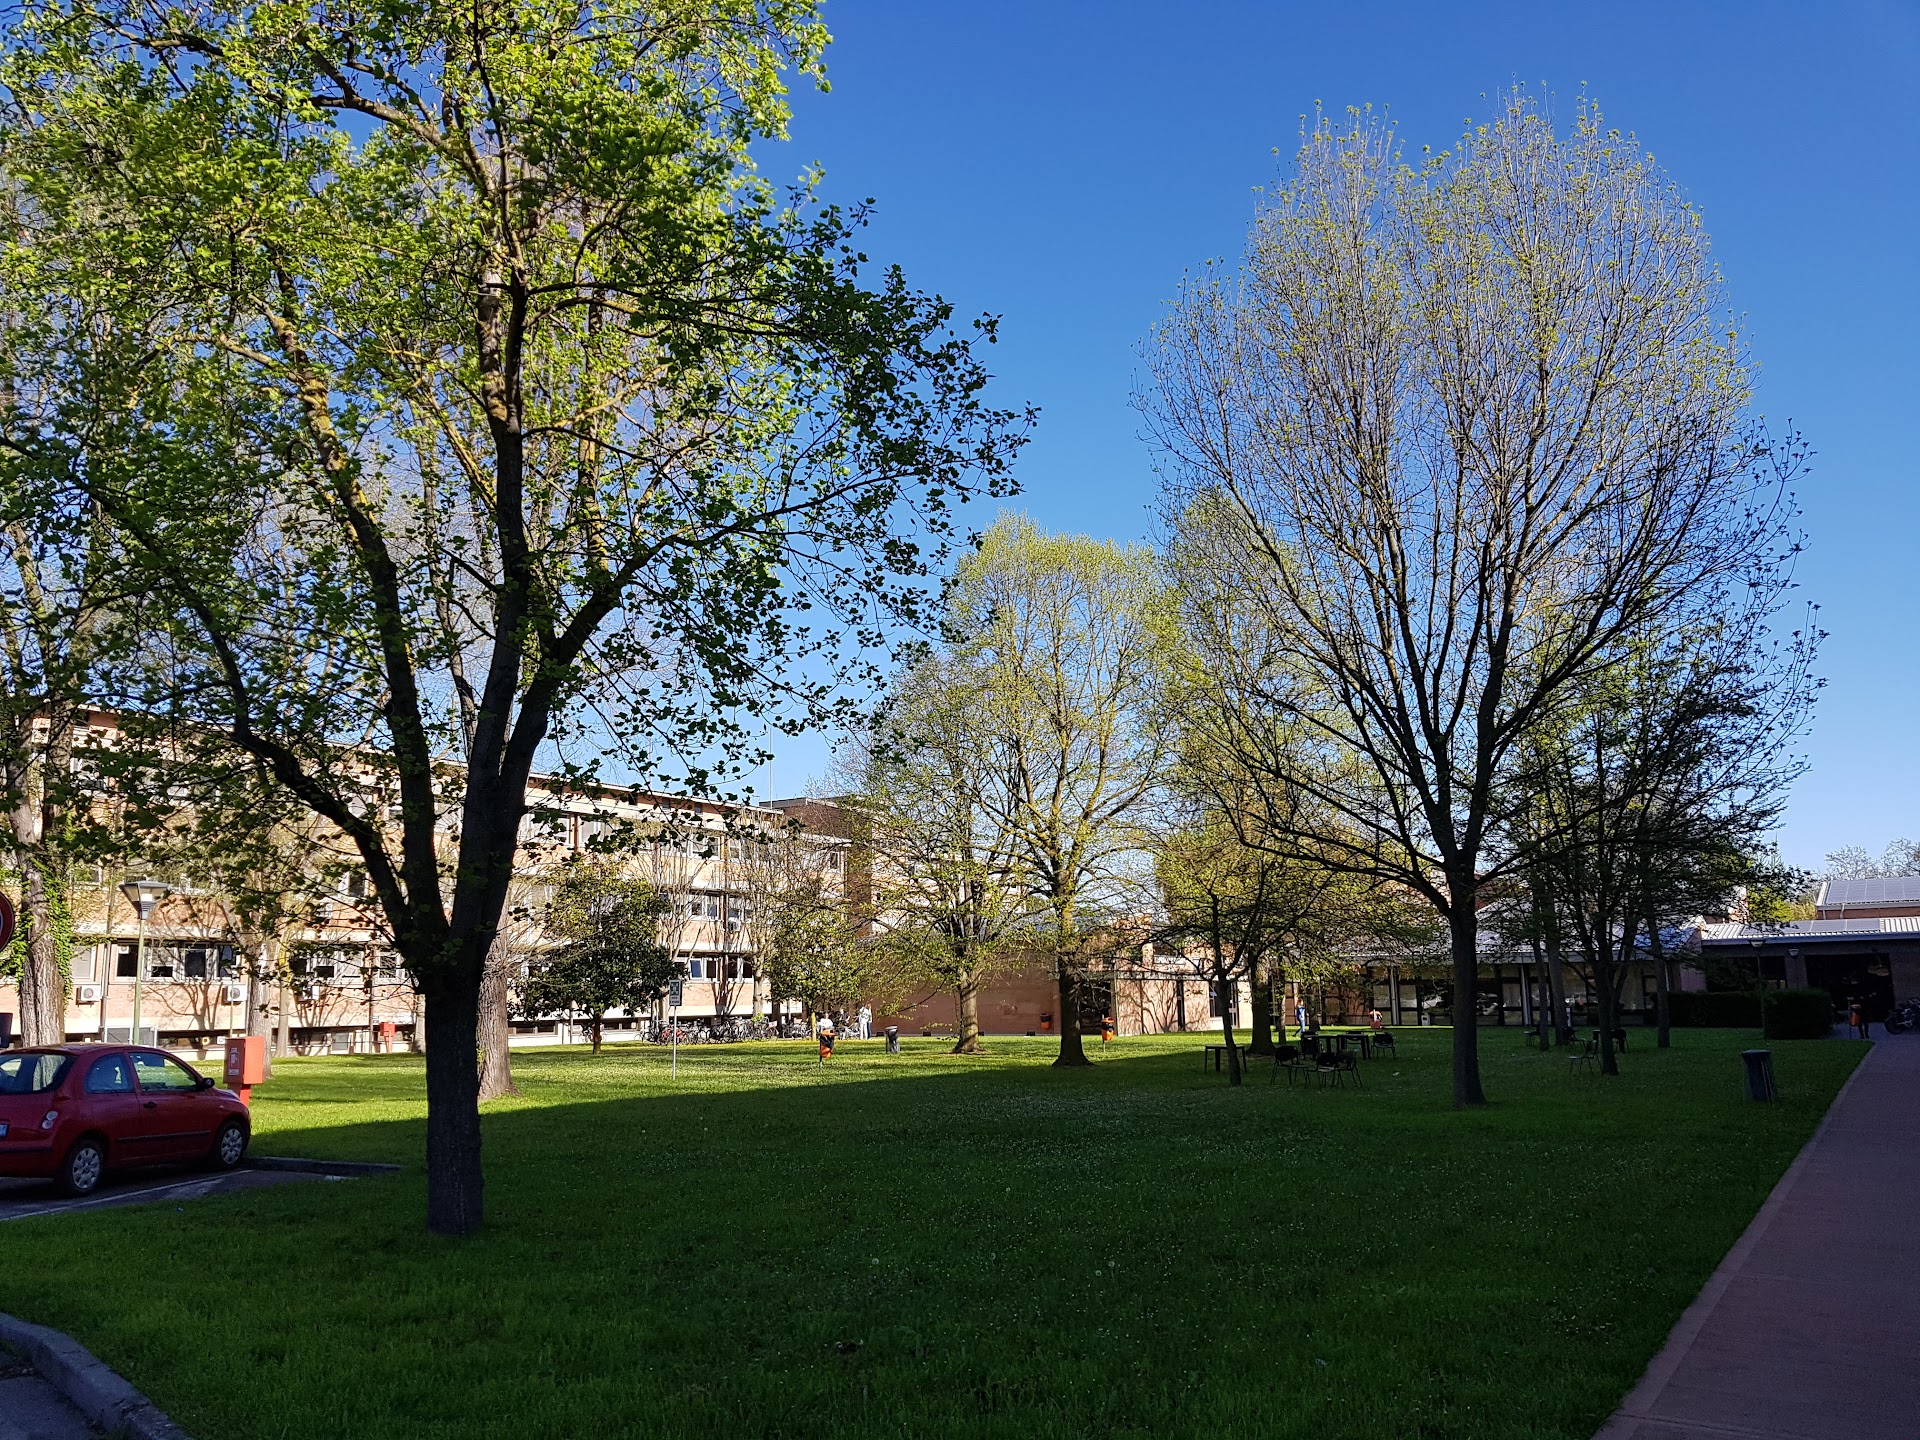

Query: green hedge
1666;990;1763;1028
1762;988;1835;1040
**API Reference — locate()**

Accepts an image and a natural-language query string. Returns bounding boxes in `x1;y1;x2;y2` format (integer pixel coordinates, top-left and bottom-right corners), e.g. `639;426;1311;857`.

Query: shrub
1666;990;1763;1028
1762;988;1834;1040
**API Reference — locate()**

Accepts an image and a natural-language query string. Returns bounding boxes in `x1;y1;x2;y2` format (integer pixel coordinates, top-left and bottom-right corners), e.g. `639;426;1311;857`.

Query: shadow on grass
0;1030;1866;1440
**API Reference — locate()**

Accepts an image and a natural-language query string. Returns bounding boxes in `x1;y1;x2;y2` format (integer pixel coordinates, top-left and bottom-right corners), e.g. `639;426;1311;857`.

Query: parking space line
1;1175;224;1221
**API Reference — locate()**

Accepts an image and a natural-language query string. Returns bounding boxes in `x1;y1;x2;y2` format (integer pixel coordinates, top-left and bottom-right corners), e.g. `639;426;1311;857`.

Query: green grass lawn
0;1028;1864;1440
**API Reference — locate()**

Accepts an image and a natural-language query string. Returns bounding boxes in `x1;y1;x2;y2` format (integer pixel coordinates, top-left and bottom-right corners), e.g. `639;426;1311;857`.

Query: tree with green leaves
520;864;673;1054
0;469;123;1044
949;514;1174;1067
740;828;876;1030
1144;93;1802;1107
0;1;1023;1232
853;650;1027;1054
1508;604;1816;1072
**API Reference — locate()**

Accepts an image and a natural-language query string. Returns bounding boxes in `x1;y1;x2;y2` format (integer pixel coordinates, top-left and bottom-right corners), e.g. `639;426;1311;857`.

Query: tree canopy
0;0;1024;1231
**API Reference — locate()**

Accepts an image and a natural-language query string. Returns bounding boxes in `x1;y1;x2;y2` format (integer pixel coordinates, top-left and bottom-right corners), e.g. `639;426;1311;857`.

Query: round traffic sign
0;890;14;952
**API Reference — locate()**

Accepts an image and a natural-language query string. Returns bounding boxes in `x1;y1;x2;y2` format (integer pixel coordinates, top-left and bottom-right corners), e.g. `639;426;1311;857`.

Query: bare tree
1144;95;1801;1106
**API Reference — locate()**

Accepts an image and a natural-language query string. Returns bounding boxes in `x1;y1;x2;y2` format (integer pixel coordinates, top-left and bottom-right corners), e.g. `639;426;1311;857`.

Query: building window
184;948;209;980
686;958;705;979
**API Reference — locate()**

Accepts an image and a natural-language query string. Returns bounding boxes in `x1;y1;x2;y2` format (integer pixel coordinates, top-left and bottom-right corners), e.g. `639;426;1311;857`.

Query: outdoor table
1330;1032;1373;1059
1202;1043;1241;1072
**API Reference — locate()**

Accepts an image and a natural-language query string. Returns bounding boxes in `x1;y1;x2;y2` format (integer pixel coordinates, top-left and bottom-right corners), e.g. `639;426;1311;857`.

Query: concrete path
1597;1031;1920;1440
0;1363;101;1440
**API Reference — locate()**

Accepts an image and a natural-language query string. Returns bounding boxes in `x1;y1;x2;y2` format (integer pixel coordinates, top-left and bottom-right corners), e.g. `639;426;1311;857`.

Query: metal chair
1314;1049;1343;1088
1269;1044;1301;1085
1570;1034;1598;1074
1371;1031;1396;1059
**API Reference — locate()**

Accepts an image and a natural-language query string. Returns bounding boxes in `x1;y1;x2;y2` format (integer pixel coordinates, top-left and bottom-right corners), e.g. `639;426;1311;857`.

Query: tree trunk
952;966;983;1055
422;980;485;1236
1248;954;1275;1056
17;859;65;1045
247;939;276;1080
1530;940;1551;1052
589;1017;603;1054
1052;960;1089;1067
476;933;519;1101
276;970;292;1058
1647;911;1672;1050
1593;946;1620;1077
1544;927;1571;1046
1218;971;1242;1085
1447;901;1486;1107
11;726;70;1047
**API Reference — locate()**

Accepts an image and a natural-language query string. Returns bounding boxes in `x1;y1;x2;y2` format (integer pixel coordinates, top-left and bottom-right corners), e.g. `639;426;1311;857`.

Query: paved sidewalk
1596;1031;1920;1440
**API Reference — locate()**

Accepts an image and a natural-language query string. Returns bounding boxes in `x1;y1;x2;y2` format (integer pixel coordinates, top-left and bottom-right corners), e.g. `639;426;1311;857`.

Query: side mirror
196;1075;216;1090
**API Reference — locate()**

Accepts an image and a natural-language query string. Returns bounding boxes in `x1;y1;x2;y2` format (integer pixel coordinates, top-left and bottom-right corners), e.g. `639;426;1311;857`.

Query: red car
0;1044;251;1197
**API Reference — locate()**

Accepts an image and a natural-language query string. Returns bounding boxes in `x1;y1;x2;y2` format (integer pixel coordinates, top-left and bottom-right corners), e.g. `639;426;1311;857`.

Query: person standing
857;1004;872;1041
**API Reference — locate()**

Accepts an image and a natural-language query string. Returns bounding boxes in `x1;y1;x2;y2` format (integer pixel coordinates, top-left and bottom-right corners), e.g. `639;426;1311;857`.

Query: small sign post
667;979;684;1079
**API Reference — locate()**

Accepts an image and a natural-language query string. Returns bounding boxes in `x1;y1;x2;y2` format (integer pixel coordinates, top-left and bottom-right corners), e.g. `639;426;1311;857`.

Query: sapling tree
520;864;674;1053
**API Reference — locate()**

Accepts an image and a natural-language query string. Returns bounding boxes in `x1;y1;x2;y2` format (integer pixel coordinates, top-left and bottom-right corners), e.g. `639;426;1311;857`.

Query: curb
244;1154;400;1177
0;1311;193;1440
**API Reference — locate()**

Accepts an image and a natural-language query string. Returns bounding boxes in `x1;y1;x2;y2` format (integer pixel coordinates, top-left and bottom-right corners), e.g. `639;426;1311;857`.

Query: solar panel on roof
1823;876;1920;907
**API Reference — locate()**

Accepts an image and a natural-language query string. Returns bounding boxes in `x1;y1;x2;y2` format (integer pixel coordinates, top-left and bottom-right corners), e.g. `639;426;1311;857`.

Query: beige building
1;738;851;1055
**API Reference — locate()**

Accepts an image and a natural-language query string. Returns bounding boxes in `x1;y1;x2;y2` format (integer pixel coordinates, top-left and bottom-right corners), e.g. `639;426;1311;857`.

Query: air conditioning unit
74;984;103;1004
221;983;247;1005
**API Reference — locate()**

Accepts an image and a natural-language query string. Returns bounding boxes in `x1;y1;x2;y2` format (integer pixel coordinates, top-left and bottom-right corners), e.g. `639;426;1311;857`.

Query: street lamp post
120;878;171;1047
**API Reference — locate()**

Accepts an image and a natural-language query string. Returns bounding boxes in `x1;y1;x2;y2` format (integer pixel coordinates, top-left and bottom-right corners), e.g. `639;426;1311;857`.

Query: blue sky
764;0;1919;873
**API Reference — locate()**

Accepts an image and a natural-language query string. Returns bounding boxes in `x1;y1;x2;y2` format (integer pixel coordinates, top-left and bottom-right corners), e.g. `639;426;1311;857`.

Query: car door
79;1052;146;1162
128;1050;215;1160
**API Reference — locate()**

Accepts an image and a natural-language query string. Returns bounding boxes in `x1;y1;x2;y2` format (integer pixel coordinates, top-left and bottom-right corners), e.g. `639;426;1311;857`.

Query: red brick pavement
1595;1032;1920;1440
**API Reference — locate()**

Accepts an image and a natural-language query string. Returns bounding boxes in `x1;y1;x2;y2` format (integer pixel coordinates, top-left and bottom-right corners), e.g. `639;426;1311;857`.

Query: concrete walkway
1597;1031;1920;1440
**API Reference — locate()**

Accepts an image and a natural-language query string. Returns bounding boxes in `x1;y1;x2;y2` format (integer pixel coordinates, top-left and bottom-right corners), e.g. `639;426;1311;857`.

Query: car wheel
208;1118;249;1171
59;1137;106;1198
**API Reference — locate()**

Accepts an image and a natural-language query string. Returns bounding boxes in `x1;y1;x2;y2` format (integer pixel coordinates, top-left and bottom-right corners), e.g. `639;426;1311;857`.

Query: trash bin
884;1026;899;1054
1741;1048;1777;1102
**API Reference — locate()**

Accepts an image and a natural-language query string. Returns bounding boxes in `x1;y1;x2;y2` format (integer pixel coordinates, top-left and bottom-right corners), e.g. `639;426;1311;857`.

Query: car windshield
0;1051;72;1095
